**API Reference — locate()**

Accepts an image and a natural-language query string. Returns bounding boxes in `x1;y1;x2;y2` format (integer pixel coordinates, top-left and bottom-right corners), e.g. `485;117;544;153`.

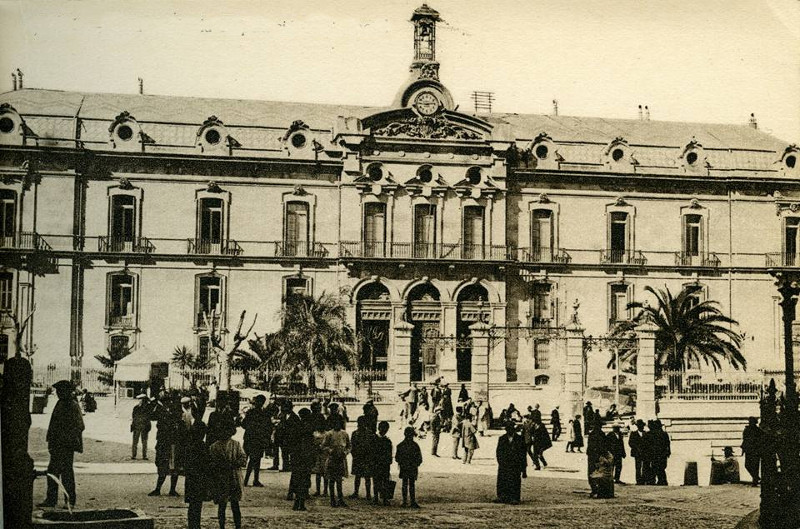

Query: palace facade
1;5;798;402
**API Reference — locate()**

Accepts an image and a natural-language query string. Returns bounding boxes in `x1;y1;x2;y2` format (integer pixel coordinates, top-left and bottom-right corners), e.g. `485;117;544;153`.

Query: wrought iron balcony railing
674;252;721;268
0;231;52;252
187;238;243;256
274;241;331;258
766;253;800;267
600;249;647;266
98;236;155;254
108;314;135;328
517;247;572;264
339;241;509;260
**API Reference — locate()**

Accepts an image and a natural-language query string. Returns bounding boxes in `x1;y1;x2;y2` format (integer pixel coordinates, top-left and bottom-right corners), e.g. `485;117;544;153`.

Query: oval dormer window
612;148;625;162
787;154;797;170
0;116;15;134
418;166;433;183
291;133;307;149
686;151;698;166
116;124;134;141
535;144;549;160
367;163;384;181
466;166;482;185
205;129;221;145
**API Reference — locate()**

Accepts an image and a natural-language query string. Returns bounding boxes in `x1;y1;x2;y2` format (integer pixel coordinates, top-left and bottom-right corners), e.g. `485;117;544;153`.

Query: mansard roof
1;88;794;177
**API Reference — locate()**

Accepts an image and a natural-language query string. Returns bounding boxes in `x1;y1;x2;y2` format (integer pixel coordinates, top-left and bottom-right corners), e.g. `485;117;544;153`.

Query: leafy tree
171;345;213;389
608;284;745;374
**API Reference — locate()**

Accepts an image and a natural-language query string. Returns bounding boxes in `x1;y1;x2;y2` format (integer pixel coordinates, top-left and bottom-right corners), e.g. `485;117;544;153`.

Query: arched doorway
356;282;391;371
407;283;441;382
456;283;489;381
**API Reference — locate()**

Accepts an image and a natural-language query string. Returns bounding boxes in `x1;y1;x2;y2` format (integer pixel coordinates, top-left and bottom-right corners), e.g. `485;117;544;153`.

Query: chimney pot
749;113;758;129
138;77;144;95
16;69;23;89
552;99;559;116
645;105;650;121
11;72;17;91
638;105;643;120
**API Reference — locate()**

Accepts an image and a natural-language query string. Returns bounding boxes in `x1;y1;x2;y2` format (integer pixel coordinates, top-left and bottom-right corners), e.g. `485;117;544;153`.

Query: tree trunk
219;350;231;391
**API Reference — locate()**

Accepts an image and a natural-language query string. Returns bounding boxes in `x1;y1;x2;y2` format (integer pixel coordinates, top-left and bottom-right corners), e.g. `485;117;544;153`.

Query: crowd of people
50;377;772;527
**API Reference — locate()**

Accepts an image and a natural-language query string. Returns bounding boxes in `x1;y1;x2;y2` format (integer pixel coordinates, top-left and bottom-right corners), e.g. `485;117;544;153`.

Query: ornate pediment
364;109;491;142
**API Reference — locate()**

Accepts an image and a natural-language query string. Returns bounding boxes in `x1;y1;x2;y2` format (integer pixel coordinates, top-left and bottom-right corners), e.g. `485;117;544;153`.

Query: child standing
322;415;350;508
395;426;423;508
209;427;247;529
372;421;393;506
350;416;375;499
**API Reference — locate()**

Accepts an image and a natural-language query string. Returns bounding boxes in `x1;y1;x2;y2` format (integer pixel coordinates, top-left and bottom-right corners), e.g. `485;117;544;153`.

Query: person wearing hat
39;380;84;508
606;424;626;484
240;395;269;487
395;426;422;508
495;423;526;505
131;394;152;460
430;405;443;457
628;419;647;485
182;400;211;529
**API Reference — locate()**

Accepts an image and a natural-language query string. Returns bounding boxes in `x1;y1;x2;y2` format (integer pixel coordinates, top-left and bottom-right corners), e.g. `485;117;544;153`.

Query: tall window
197;276;222;327
0;190;16;248
363;202;386;257
0;272;12;313
462;206;484;259
413;204;436;258
531;283;552;327
533;339;550;370
198;198;224;250
531;209;553;261
108;274;135;327
609;284;630;327
684;214;703;257
110;195;136;251
285;201;309;256
609;212;629;263
285;277;309;299
786;218;800;266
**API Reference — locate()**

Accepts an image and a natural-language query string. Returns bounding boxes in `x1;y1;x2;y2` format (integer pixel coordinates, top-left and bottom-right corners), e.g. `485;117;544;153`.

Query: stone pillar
564;324;585;418
635;322;658;420
439;301;458;381
393;321;414;390
470;321;490;402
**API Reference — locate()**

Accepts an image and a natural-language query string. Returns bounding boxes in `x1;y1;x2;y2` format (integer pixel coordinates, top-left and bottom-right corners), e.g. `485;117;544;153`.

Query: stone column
439;301;458;381
393;321;414;390
470;321;490;402
564;324;585;418
635;322;658;420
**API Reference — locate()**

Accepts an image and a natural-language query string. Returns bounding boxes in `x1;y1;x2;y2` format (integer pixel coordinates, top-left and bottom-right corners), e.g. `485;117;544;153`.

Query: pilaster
635;322;658;420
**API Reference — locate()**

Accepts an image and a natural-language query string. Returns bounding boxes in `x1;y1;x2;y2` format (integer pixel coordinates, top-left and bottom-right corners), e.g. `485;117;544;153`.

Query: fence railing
98;235;155;254
657;370;800;401
32;365;114;394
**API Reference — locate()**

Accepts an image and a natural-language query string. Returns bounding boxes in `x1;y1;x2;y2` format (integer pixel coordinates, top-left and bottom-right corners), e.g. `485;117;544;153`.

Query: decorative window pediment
404;165;449;197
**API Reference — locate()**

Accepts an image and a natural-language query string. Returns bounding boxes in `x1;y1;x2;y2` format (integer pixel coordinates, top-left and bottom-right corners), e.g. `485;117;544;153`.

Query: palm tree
608;284;745;374
241;292;356;391
171;345;212;389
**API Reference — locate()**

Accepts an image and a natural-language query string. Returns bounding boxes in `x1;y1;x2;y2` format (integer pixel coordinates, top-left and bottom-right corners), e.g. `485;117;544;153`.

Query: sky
0;0;798;142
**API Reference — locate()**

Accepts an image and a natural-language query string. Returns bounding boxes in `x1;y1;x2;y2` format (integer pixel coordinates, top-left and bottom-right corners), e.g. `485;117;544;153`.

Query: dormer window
788;155;797;169
0;116;15;134
466;166;482;185
535;144;549;160
366;163;384;181
116;124;134;142
290;133;307;149
611;148;625;162
417;165;433;183
204;128;221;145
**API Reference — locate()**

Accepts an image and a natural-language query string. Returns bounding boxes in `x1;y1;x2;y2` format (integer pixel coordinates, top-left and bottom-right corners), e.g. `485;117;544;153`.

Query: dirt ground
33;470;758;528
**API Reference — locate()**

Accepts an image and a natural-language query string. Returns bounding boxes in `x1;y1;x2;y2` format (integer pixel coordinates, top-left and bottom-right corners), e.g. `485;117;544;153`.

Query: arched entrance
407;283;441;382
356;282;391;371
456;283;490;381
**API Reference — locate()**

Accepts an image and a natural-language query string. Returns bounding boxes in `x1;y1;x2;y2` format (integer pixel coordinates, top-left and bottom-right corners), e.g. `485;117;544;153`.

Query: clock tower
392;4;455;113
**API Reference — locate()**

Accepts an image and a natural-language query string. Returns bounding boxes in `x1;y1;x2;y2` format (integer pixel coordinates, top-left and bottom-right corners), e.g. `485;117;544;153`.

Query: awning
114;363;151;382
114;346;169;382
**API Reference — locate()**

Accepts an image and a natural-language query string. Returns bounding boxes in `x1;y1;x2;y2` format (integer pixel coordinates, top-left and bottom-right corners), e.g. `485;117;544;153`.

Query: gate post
564;323;585;418
469;322;490;402
393;321;414;391
635;322;658;420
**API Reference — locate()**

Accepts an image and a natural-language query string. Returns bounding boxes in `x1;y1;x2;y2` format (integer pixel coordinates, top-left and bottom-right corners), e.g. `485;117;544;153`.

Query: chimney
16;69;23;89
138;77;144;95
638;105;643;120
552;99;559;116
645;105;650;121
749;113;758;129
11;72;17;91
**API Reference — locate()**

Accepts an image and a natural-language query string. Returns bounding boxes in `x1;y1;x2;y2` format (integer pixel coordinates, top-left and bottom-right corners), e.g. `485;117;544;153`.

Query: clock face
414;92;440;116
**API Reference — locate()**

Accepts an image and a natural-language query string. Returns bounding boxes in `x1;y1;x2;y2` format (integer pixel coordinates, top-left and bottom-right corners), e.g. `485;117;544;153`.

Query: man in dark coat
372;421;394;506
290;409;316;511
440;384;454;421
650;420;670;485
430;407;443;456
39;380;84;508
550;407;562;441
182;404;210;529
583;402;594;433
606;425;626;483
206;393;237;447
362;400;379;432
131;394;152;460
628;419;646;484
741;417;763;486
495;424;527;504
149;394;180;496
532;418;552;470
241;395;270;487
